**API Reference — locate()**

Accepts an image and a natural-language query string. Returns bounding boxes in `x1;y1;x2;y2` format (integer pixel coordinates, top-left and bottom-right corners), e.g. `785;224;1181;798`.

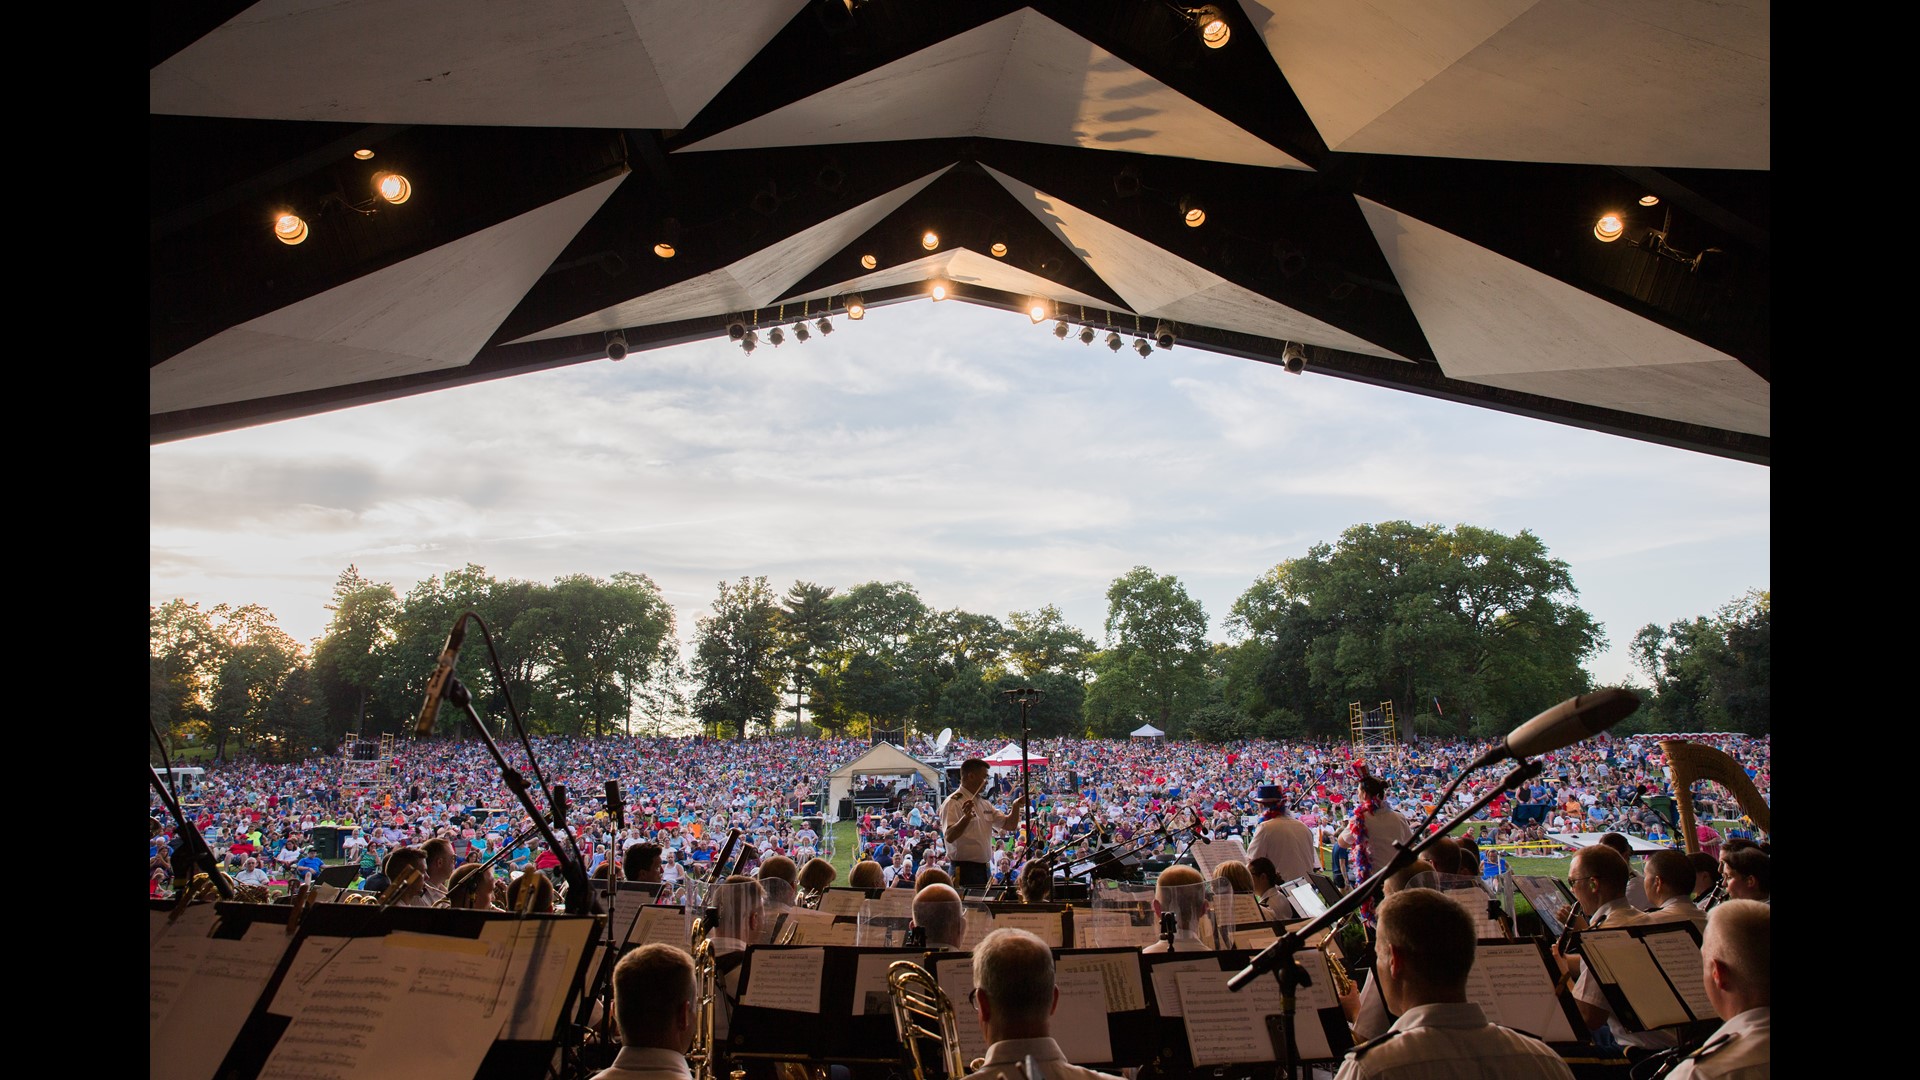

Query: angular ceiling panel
682;10;1306;169
512;167;953;342
984;164;1404;360
151;176;626;415
778;249;1124;315
1243;0;1769;168
1356;196;1768;434
150;0;805;128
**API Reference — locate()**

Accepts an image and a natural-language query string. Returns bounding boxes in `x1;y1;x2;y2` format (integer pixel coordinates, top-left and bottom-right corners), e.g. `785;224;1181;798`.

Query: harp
1660;739;1769;852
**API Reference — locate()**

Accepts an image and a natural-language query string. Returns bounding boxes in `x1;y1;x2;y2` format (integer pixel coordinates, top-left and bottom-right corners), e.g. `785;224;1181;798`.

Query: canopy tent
825;742;942;821
1129;724;1166;739
983;742;1049;776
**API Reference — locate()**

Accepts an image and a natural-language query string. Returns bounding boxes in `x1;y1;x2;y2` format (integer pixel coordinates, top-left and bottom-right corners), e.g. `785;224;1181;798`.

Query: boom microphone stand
1001;687;1043;850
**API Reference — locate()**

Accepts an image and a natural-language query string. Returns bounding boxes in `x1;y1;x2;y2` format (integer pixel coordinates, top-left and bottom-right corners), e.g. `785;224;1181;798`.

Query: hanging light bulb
1638;195;1661;207
273;212;309;245
1028;301;1049;324
1180;195;1205;227
1594;213;1625;242
846;293;866;320
740;330;758;354
769;326;786;347
921;230;939;251
861;253;877;269
816;317;834;335
1053;320;1070;339
374;172;412;205
990;241;1008;258
930;281;949;301
1196;5;1231;49
353;149;375;161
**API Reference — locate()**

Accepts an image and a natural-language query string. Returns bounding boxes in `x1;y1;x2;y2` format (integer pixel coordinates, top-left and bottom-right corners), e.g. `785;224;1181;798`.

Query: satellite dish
935;728;953;754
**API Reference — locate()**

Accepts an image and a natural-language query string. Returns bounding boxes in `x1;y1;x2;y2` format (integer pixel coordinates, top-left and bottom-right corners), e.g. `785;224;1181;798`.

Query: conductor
943;759;1026;888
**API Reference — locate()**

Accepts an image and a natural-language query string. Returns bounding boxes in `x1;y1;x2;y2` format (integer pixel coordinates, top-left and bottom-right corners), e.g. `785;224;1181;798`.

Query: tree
206;604;305;759
776;581;838;735
1083;567;1211;736
1006;605;1097;682
815;582;931;734
691;576;783;738
151;599;224;755
308;566;403;743
1631;589;1769;734
522;572;676;736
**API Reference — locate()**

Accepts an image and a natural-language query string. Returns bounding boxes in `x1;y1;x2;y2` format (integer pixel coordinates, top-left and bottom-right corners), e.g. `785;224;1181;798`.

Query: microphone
606;781;625;830
414;615;470;736
1472;688;1639;768
551;785;568;827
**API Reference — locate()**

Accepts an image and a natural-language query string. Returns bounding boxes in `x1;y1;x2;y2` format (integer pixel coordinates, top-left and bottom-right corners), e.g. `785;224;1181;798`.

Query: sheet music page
1577;930;1630;982
635;906;691;953
1052;969;1116;1064
1641;931;1713;1021
1234;928;1278;951
777;907;836;945
1056;952;1145;1012
850;952;902;1016
820;889;869;916
959;907;994;951
869;889;916;919
1583;937;1690;1030
608;883;658;943
267;935;351;1015
993;910;1064;947
1289;947;1339;1012
1176;970;1278;1066
1191;838;1250;878
1467;944;1576;1043
152;922;296;1080
740;948;825;1012
935;958;989;1069
149;904;219;1037
483;919;596;1040
1149;959;1220;1017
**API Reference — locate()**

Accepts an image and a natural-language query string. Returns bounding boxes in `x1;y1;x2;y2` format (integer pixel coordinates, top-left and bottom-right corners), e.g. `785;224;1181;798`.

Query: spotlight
814;162;846;194
990;242;1007;258
1114;166;1142;199
273;212;308;246
1281;342;1307;374
1154;321;1177;350
769;326;786;347
1053;320;1070;339
750;182;780;217
860;253;878;270
1639;195;1660;206
1106;331;1123;352
741;330;758;354
846;293;866;320
922;230;939;251
353;149;375;161
1078;325;1096;345
1179;196;1205;228
930;281;949;301
654;216;681;259
1594;213;1625;242
1133;337;1152;358
793;321;811;343
728;321;747;341
374;172;412;205
1194;5;1231;48
1028;301;1050;324
1273;241;1307;278
606;332;629;362
816;317;834;335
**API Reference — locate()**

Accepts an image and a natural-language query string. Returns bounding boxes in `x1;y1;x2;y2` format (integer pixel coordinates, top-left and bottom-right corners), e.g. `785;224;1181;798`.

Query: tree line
149;522;1769;761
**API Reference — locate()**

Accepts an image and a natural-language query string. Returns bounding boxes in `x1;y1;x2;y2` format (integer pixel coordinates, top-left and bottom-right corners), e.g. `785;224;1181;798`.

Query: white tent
983;742;1049;775
1129;724;1165;739
825;742;942;821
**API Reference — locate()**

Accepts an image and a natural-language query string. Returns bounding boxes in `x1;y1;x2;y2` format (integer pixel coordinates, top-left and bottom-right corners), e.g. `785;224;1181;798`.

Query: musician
422;837;457;904
964;928;1126;1080
758;855;798;942
796;856;837;898
590;943;698;1080
625;842;664;885
848;859;886;890
1689;853;1722;906
1717;847;1769;905
1247;785;1318;882
1338;774;1412;886
446;863;498;910
1565;846;1666;1050
507;870;556;913
1668;900;1769;1080
1642;850;1708;932
943;759;1026;888
384;846;431;906
1346;858;1437;1042
1142;866;1209;953
1247;857;1285;916
1335;889;1573;1079
1018;858;1054;903
1597;833;1651;910
912;883;968;949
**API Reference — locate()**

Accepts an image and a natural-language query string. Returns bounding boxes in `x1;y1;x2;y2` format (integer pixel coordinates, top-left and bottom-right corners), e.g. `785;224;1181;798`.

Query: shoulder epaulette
1688;1032;1736;1060
1348;1029;1404;1058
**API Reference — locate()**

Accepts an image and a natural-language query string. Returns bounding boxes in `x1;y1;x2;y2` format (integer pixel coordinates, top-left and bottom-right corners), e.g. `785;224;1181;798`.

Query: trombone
887;959;974;1080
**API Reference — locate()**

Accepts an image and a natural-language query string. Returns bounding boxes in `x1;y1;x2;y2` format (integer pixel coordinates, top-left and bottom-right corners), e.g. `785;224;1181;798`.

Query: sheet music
935;958;989;1069
1466;944;1577;1043
740;948;825;1012
850;952;901;1016
1149;959;1219;1017
149;904;219;1037
1190;838;1250;878
1177;970;1276;1065
1583;937;1690;1030
1289;947;1339;1012
1234;928;1278;951
608;883;662;942
152;921;292;1079
1077;910;1155;948
1056;952;1145;1012
481;919;596;1040
1224;893;1266;928
993;910;1064;948
634;906;691;953
267;935;351;1015
1641;931;1713;1020
868;889;916;919
1052;969;1115;1064
774;907;835;945
959;906;994;951
820;889;869;916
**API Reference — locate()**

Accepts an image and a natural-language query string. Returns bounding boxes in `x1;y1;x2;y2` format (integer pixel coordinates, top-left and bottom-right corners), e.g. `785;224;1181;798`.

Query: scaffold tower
342;733;395;791
1350;700;1400;760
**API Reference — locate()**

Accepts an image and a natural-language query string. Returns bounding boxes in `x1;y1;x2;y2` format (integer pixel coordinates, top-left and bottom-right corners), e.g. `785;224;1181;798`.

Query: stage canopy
984;742;1048;768
1130;724;1166;739
825;741;941;820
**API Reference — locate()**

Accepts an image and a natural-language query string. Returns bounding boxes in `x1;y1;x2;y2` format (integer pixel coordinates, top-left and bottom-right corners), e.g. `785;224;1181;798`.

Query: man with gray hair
1668;900;1768;1079
964;928;1125;1080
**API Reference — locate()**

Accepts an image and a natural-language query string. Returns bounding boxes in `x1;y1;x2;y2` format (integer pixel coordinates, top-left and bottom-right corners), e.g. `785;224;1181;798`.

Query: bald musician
963;928;1125;1080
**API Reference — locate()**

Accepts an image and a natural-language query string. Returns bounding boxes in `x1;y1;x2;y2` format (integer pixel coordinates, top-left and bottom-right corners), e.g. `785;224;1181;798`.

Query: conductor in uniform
943;759;1025;888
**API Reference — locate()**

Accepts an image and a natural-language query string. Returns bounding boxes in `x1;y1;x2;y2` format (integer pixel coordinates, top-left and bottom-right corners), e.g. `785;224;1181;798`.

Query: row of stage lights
1591;194;1724;272
1033;305;1309;373
271;149;410;245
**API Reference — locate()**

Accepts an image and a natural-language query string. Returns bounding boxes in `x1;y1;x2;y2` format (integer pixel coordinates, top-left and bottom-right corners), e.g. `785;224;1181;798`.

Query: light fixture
273;212;309;246
1114;166;1142;199
793;321;811;343
727;321;747;341
846;293;865;320
816;317;834;335
1282;341;1307;374
1639;195;1661;207
921;230;939;251
1154;321;1177;350
606;332;629;362
740;330;758;354
654;216;681;259
990;241;1007;258
1078;325;1096;345
1179;195;1205;227
769;326;786;347
860;253;878;270
930;281;949;301
1028;301;1050;324
1594;213;1625;242
374;172;412;205
1133;337;1152;358
1053;320;1070;339
1106;331;1123;352
1195;5;1231;48
353;149;375;161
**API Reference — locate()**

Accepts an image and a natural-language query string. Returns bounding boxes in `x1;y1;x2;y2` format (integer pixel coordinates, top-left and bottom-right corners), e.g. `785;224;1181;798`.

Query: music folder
1141;948;1354;1069
1574;921;1715;1034
925;947;1155;1070
729;945;918;1065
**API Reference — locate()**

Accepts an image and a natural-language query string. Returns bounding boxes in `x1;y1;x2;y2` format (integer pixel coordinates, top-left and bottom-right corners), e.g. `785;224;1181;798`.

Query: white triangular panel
982;165;1404;360
151;176;626;415
1241;0;1768;168
150;0;805;127
1356;197;1767;435
778;249;1124;315
682;10;1306;169
511;167;953;343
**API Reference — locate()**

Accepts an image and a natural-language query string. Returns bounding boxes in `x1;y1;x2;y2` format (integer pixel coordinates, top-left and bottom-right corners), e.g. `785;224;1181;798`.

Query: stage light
990;242;1007;258
1053;320;1070;339
769;326;786;347
1154;321;1177;350
1133;337;1152;358
1639;195;1660;207
606;332;628;361
1195;6;1231;48
1106;331;1123;352
846;293;865;320
930;281;949;301
273;212;308;246
922;230;939;251
741;330;758;354
353;149;375;160
1078;325;1096;345
1594;213;1625;242
1029;301;1049;323
654;217;681;259
861;253;878;269
1282;341;1307;374
1180;195;1205;227
374;172;412;205
793;321;811;343
728;321;747;341
816;317;834;335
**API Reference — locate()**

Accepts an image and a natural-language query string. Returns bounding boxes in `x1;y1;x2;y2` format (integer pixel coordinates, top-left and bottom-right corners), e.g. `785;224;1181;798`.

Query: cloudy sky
150;300;1768;689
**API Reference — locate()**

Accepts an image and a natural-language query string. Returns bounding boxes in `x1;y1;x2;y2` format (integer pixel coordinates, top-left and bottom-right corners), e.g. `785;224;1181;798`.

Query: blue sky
150;300;1768;689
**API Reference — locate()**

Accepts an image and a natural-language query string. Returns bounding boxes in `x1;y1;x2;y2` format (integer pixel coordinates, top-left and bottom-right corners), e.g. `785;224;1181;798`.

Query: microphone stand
1225;758;1544;1080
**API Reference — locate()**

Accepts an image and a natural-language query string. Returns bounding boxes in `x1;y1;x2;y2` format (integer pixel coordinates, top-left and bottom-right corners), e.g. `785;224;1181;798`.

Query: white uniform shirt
942;788;1009;864
1667;1007;1769;1080
1333;1002;1574;1080
588;1047;693;1080
962;1036;1126;1080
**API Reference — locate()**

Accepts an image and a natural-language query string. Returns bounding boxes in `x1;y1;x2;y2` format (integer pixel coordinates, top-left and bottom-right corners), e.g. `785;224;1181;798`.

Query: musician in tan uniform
590;944;697;1080
963;928;1125;1080
1668;900;1769;1080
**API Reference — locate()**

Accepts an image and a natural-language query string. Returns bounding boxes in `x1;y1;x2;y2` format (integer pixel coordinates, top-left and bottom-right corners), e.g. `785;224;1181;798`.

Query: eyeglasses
967;989;979;1008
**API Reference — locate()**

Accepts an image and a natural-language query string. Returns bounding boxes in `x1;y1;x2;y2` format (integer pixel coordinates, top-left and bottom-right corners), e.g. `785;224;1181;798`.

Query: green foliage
1006;605;1096;682
691;576;784;738
1631;589;1769;733
1083;567;1211;736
